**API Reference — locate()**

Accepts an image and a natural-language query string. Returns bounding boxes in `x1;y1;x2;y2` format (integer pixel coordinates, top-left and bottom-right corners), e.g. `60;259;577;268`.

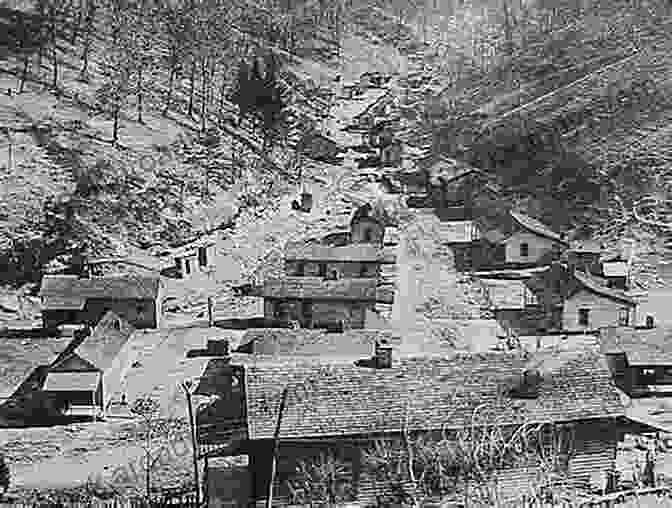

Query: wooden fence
0;490;200;508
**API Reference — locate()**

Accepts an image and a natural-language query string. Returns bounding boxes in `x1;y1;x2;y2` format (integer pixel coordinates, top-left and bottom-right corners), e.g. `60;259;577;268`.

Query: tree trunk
164;56;177;116
201;56;208;133
19;55;30;93
137;66;144;123
80;34;90;78
50;9;57;89
113;108;120;144
71;1;82;44
188;60;196;117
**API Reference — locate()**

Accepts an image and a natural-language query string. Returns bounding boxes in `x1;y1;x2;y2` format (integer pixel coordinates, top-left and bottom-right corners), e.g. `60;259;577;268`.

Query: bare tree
287;450;356;507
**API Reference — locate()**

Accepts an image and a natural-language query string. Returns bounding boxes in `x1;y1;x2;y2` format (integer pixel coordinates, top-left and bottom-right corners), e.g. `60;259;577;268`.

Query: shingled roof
571;271;635;305
510;211;568;245
261;277;394;303
236;329;402;358
40;274;162;310
284;242;396;263
237;350;623;440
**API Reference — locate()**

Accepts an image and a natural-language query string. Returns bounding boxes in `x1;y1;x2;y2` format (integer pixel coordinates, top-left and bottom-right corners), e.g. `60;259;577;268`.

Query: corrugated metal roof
43;371;100;392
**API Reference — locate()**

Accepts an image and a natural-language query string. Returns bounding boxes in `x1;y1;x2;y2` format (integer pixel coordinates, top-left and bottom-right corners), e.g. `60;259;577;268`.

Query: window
520;242;530;257
618;308;630;326
579;308;590;326
185;259;191;275
664;368;672;377
360;264;370;277
318;263;327;277
198;247;208;267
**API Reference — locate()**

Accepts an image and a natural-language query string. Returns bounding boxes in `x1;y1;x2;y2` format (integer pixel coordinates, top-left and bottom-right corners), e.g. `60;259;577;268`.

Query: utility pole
266;387;289;508
181;380;201;507
207;296;214;327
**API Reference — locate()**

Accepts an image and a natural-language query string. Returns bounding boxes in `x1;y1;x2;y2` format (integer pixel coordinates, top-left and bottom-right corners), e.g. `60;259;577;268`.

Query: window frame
520;242;530;257
618;308;630;326
578;308;590;326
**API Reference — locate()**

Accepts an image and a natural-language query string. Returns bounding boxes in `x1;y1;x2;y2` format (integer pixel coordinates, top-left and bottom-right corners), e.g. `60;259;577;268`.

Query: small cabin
563;271;637;332
501;211;569;266
380;140;403;167
260;277;394;329
174;240;216;279
601;325;672;397
350;205;385;246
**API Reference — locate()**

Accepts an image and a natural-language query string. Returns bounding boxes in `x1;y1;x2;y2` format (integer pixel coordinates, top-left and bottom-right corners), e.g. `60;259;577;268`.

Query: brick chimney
374;340;393;369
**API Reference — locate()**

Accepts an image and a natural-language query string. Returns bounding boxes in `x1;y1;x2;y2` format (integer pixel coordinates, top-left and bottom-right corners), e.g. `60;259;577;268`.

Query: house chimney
374;340;393;369
207;339;229;356
509;368;542;399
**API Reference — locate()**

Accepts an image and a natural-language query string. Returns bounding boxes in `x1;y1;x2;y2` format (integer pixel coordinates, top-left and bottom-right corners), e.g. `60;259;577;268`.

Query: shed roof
238;350;623;440
603;261;628;277
40;274;162;308
284;242;396;263
571;271;635;305
510;211;567;245
51;312;136;373
43;371;100;392
600;326;672;366
436;220;481;244
261;277;394;303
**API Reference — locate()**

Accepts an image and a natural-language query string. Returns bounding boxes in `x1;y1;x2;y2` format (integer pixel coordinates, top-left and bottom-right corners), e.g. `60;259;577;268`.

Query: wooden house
39;274;164;330
600;255;629;291
341;82;363;100
562;271;637;332
601;325;672;397
283;242;396;279
298;132;340;162
350;205;385;245
195;348;643;507
483;278;547;337
42;311;136;419
257;277;394;330
500;211;569;266
173;237;217;279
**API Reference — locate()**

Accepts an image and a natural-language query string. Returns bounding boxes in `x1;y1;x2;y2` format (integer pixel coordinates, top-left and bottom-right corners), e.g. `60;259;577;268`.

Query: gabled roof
43;371;100;392
284;242;396;263
570;271;635;305
40;274;162;308
238;350;623;440
510;211;568;245
261;277;394;303
600;326;672;366
52;312;136;373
